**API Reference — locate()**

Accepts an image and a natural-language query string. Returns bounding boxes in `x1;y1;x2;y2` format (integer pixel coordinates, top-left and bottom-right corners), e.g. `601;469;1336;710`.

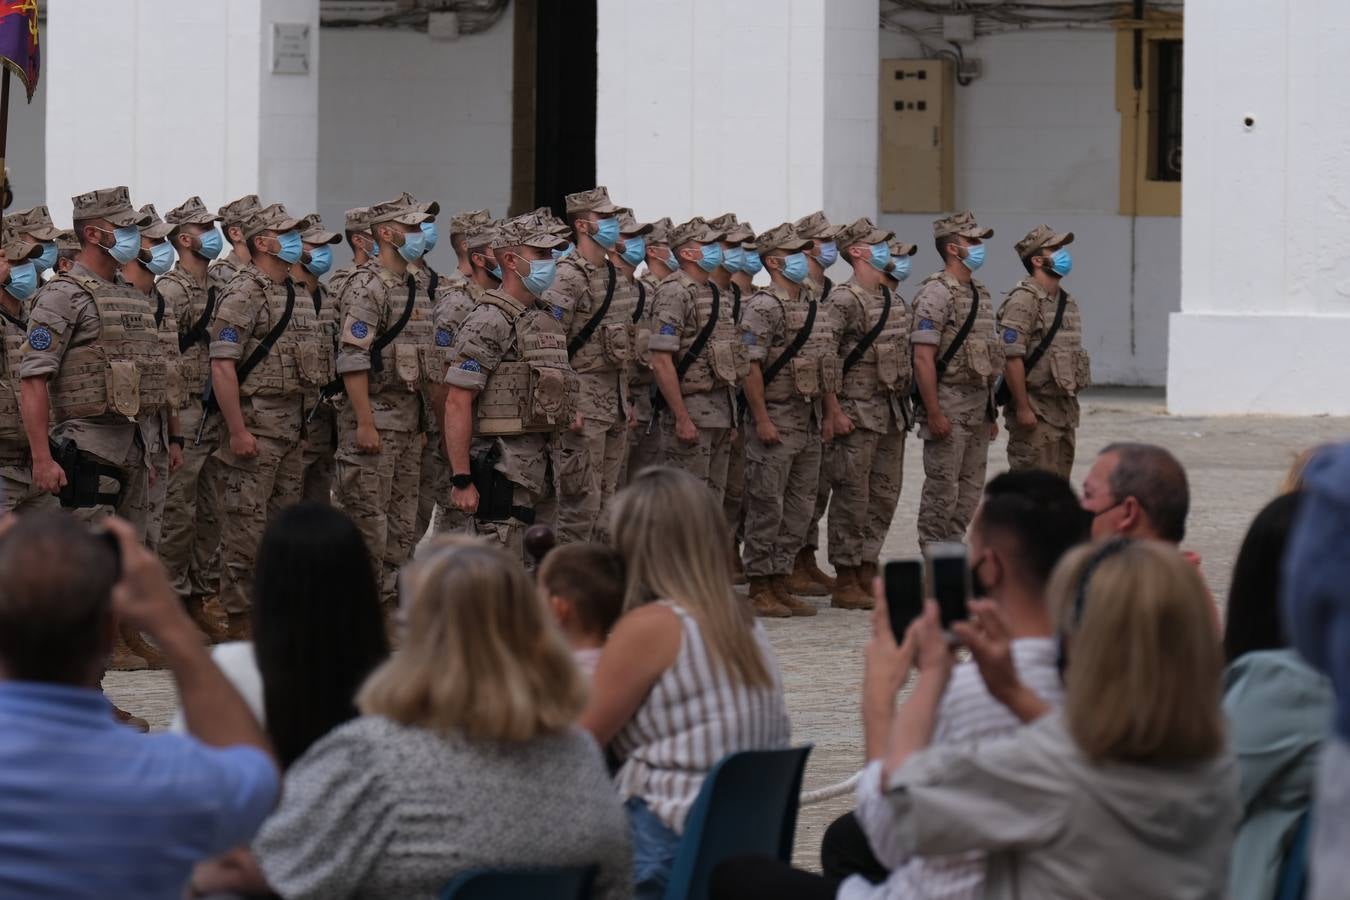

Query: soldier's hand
356;423;382;455
229;429;259;460
989;420;1000;441
570;411;585;434
832;410;855;439
928;412;953;441
452;483;480;514
755;418;781;446
675;414;699;445
1015;404;1037;430
168;443;185;474
33;458;68;494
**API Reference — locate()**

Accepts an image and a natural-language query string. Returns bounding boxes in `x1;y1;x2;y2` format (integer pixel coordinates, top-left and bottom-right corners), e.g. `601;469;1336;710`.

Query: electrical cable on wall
321;0;510;35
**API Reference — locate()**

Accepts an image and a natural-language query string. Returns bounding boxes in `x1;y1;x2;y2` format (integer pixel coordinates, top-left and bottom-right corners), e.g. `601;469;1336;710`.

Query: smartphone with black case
926;542;971;629
882;558;925;643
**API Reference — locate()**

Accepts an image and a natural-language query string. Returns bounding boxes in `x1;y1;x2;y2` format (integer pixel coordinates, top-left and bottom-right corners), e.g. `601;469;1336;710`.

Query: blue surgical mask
145;242;175;276
396;229;426;262
722;246;744;273
868;243;891;272
370;240;380;257
961;243;986;272
552;242;574;261
33;241;59;273
782;252;809;284
5;262;37;300
490;262;503;281
276;231;304;264
592;217;620;249
305;245;333;276
520;257;557;296
420;221;439;253
664;250;679;270
100;225;142;264
891;255;913;282
620;236;646;268
196;228;223;261
697;243;723;273
815;240;838;268
1049;247;1073;277
742;250;763;275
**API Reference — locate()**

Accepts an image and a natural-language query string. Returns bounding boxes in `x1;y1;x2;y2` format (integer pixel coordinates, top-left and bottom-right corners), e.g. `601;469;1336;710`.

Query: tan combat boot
781;548;830;597
803;547;836;590
771;576;818;617
109;633;148;672
856;562;878;595
118;624;166;670
185;595;230;644
831;566;875;611
749;576;791;618
111;703;150;733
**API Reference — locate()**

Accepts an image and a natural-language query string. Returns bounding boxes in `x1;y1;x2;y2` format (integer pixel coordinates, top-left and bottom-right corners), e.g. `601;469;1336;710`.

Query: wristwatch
450;473;473;490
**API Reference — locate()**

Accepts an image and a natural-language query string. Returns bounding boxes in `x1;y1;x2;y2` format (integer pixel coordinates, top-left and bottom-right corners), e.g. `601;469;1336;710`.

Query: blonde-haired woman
204;540;632;900
582;467;791;899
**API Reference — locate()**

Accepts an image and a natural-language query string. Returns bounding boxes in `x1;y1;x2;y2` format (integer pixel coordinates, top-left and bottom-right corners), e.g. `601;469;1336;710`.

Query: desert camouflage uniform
623;271;663;482
416;268;478;534
300;281;338;502
139;278;185;552
0;296;57;515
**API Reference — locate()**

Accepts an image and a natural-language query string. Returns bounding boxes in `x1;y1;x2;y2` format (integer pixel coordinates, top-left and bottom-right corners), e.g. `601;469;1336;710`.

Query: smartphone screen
927;543;971;628
883;559;924;643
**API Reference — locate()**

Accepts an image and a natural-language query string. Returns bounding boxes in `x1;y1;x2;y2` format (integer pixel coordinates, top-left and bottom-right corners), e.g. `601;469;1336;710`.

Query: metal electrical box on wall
880;58;954;213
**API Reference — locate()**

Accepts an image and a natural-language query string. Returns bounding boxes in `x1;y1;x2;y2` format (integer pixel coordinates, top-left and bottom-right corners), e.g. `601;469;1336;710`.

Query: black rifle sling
428;267;440;302
180;286;218;354
567;259;617;359
369;275;418;376
730;282;741;323
632;280;646;324
1022;289;1068;376
310;286;322;316
676;282;720;381
936;282;981;379
842;285;892;374
153;289;166;328
236;280;297;386
761;299;817;387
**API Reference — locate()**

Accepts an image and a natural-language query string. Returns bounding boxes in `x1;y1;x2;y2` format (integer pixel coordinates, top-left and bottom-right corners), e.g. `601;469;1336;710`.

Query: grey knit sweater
253;716;633;899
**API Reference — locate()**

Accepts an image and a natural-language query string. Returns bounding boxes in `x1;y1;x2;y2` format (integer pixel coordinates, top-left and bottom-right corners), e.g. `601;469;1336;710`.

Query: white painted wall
6;69;45;213
1169;0;1350;414
316;13;514;265
878;29;1177;386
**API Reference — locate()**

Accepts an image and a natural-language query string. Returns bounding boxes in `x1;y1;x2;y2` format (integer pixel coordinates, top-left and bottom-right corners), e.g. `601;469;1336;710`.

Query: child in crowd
538;543;626;676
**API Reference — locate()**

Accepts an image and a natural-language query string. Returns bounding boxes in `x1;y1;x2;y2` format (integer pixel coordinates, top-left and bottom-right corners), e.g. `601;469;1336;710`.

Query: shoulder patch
27;326;52;351
1003;328;1019;344
459;359;482;373
918;318;937;331
659;323;677;336
350;320;370;340
550;305;564;321
741;332;757;346
435;328;453;347
219;325;240;344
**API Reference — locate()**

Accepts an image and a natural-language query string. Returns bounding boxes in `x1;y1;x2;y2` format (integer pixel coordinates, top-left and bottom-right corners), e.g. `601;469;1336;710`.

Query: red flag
0;0;39;101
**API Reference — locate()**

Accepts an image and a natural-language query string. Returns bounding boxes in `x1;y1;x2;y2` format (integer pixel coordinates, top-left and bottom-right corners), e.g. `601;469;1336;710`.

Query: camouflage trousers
300;407;336;504
918;421;991;549
1007;420;1076;478
622;417;663;486
658;413;733;508
555;416;628;544
70;439;150;543
803;464;831;552
471;481;542;564
335;427;422;602
416;430;466;536
216;432;303;615
827;428;905;567
0;461;59;516
742;427;822;578
145;445;169;553
160;405;222;599
723;423;746;541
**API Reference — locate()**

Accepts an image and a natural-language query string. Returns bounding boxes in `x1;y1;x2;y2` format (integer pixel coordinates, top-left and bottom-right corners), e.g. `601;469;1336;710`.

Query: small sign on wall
272;23;312;75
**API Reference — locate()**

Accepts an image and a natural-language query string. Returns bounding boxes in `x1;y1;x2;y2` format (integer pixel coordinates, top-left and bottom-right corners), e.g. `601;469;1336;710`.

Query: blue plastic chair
1275;811;1313;900
662;744;813;900
439;864;599;900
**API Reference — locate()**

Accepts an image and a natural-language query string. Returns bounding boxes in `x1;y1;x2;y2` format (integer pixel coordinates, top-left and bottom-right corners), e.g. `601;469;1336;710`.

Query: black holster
470;444;535;525
49;438;126;509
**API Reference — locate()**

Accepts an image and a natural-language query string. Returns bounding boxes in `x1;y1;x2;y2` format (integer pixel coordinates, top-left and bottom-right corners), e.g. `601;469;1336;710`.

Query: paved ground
104;387;1349;869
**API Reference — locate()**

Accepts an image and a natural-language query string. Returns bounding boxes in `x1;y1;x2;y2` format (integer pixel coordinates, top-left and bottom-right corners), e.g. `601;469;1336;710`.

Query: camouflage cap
755;222;813;255
933;210;993;240
55;229;79;254
669;216;726;248
2;237;42;262
344;207;372;233
6;204;61;241
71;186;152;228
137;204;174;241
218;193;262;228
1014;223;1074;259
617;209;653;237
793;210;841;242
709;214;754;244
889;238;918;257
835;216;894;250
242;203;303;240
647;217;674;245
300;214;342;245
395;190;441;218
706;213;739;236
367;196;431;228
464;222;499;251
491;219;567;252
730;221;755;245
165;196;221;227
450;208;491;236
564;186;622;216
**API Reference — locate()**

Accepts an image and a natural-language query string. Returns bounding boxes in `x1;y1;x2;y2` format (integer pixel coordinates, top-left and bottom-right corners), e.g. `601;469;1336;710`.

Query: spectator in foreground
0;512;278;899
1080;442;1189;543
1223;492;1333;900
193;540;632;900
173;502;389;769
818;470;1091;897
581;467;791;900
1281;444;1350;900
539;541;627;677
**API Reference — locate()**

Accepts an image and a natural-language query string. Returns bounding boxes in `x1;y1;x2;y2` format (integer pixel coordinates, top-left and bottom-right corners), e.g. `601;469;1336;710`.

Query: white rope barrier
800;771;862;806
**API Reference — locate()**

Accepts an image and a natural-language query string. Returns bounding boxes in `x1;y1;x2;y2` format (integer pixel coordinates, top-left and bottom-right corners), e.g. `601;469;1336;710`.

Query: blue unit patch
219;325;240;344
435;328;453;347
551;305;564;321
918;318;937;331
460;359;482;373
659;323;677;336
350;320;370;339
1003;328;1019;344
741;332;757;346
27;326;52;351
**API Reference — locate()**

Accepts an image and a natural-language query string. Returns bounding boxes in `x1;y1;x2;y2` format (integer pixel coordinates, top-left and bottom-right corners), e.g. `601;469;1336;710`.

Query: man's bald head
0;512;119;685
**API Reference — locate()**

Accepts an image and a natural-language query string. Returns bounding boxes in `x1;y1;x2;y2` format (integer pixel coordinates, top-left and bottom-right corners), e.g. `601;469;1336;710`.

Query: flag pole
0;68;9;233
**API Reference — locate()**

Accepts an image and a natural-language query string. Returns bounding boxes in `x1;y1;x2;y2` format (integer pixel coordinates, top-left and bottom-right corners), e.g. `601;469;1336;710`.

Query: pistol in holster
49;438;127;509
469;444;535;525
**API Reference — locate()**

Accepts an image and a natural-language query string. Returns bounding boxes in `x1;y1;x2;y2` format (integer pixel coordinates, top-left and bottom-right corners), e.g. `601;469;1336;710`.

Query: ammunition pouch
469;444;535;525
50;438;126;509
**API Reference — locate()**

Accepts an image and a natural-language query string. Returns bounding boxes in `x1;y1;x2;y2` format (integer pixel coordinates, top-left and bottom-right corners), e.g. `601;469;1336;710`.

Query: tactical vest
631;275;656;383
151;288;185;411
207;256;242;295
837;282;913;401
48;275;167;422
160;268;212;398
474;291;579;436
566;257;637;375
756;290;841;404
359;264;438;397
0;313;26;441
229;270;330;400
327;265;356;303
916;271;1002;386
679;279;749;395
1000;280;1092;397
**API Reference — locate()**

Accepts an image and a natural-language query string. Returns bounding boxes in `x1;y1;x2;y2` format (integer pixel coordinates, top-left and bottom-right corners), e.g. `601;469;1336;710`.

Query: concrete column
45;0;318;224
596;0;878;236
1169;0;1350;415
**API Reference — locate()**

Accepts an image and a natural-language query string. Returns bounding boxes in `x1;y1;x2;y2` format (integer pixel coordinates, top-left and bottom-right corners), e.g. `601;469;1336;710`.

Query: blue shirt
0;681;279;899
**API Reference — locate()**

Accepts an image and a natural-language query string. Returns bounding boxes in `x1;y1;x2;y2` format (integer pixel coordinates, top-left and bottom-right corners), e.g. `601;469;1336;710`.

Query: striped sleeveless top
612;600;791;834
